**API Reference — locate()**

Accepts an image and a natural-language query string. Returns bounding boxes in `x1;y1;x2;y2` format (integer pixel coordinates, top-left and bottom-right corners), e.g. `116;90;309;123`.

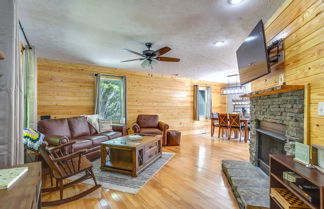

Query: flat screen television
236;20;270;85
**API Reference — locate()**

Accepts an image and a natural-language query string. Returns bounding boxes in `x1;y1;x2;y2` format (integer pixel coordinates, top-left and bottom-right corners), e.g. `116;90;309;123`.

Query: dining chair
229;113;243;141
217;113;229;138
210;112;219;137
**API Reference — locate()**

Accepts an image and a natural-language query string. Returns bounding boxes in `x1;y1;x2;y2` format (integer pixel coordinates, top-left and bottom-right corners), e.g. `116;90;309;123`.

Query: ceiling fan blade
121;58;144;63
124;48;144;57
156;57;180;62
154;47;171;56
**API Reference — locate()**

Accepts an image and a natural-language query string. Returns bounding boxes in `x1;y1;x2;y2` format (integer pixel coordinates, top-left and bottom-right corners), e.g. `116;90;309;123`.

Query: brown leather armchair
132;114;169;145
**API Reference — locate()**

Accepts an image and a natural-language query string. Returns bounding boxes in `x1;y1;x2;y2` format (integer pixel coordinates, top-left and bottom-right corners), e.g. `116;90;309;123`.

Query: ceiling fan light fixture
122;43;180;69
228;0;243;5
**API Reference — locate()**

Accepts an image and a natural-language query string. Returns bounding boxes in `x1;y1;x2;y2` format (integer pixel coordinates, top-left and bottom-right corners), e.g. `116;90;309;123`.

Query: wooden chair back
218;113;228;126
210;112;218;119
229;114;241;128
211;113;218;125
39;141;85;179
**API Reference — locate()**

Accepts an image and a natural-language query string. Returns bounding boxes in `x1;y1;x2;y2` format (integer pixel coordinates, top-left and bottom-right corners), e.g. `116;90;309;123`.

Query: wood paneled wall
37;59;227;135
252;0;324;145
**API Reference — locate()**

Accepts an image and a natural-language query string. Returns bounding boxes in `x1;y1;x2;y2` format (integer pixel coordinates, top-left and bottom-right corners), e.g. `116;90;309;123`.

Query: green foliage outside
99;79;124;122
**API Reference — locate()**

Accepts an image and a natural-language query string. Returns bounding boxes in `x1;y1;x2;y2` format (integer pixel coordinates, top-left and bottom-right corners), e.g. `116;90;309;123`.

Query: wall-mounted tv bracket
267;38;284;67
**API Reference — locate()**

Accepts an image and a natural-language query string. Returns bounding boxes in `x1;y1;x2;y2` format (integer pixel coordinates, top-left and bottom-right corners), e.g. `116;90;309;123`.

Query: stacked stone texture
249;90;304;165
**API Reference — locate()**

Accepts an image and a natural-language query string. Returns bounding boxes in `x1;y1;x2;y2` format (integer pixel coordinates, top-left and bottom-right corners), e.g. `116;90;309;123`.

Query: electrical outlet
318;102;324;116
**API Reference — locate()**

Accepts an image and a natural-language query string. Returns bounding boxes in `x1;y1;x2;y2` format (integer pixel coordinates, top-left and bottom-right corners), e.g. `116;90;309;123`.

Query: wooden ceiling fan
121;43;180;69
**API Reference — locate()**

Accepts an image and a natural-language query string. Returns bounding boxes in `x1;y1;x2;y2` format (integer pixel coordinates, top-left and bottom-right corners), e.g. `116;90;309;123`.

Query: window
198;87;207;119
95;74;127;124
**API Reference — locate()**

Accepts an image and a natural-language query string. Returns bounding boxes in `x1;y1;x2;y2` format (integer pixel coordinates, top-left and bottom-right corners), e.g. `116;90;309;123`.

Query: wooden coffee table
100;135;162;177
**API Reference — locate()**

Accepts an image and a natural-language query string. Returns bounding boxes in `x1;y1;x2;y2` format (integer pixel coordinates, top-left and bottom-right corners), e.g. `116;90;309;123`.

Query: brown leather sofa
38;116;127;160
132;114;169;145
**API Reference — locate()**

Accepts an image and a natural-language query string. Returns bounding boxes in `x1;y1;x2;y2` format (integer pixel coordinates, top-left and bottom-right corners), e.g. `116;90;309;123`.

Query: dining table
211;116;250;143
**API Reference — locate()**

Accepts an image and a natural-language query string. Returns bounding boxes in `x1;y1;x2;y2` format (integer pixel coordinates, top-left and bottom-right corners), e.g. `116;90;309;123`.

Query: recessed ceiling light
214;41;225;47
228;0;243;5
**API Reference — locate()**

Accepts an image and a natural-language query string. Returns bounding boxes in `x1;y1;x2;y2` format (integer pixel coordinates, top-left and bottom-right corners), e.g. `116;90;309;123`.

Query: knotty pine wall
252;0;324;145
37;58;227;135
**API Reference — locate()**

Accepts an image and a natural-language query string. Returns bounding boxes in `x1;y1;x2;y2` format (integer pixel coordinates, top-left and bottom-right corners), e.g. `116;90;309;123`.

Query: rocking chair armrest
52;149;87;162
49;141;76;151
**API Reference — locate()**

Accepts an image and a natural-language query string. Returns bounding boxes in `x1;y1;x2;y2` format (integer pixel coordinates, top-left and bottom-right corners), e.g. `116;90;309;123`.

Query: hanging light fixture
220;74;246;95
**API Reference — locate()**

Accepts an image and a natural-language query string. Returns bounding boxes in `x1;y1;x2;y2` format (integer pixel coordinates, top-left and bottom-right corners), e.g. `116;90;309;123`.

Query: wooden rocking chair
39;141;101;207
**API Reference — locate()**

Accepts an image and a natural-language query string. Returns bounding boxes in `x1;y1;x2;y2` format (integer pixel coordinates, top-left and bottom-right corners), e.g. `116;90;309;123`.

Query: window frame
198;87;208;120
194;85;212;121
95;74;127;124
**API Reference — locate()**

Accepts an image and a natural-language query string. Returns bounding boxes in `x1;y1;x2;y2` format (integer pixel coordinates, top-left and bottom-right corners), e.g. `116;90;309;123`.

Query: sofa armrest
112;124;128;136
158;121;169;131
44;134;69;146
132;123;141;133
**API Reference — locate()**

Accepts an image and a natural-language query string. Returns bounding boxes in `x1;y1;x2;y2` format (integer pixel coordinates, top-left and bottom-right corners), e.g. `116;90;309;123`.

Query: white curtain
23;47;37;129
0;0;24;166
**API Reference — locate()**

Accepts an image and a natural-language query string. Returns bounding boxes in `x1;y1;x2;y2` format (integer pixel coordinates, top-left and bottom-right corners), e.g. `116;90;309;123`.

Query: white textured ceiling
19;0;284;83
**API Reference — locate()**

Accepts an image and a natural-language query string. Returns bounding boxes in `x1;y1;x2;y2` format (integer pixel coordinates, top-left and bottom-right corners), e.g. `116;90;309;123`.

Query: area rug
69;152;175;194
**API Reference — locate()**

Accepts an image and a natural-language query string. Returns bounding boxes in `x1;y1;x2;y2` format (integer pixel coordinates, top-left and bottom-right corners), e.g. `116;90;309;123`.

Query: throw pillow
99;119;113;133
81;114;100;132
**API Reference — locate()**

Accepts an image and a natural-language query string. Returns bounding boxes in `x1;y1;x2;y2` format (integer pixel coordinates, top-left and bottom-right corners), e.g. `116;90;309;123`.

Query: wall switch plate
318;102;324;116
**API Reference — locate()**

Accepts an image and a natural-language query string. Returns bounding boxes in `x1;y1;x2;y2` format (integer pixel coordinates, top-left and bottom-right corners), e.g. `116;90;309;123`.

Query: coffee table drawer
144;146;158;162
144;140;158;152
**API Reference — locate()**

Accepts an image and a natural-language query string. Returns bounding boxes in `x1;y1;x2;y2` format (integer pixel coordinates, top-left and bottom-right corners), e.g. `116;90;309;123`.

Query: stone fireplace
222;89;305;209
249;90;304;171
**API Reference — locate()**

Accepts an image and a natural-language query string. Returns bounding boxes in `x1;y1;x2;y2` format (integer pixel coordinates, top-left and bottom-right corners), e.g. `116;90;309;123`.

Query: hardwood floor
42;134;249;209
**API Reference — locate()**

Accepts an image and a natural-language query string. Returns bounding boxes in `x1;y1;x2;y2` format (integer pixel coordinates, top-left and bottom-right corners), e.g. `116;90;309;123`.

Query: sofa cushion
89;123;98;135
100;131;122;140
85;149;100;161
140;128;162;135
137;114;159;128
67;117;90;138
75;135;108;146
71;139;93;151
38;118;71;138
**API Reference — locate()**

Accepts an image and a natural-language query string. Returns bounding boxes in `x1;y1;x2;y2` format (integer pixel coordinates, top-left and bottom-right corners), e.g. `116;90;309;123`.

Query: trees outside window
95;74;126;124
